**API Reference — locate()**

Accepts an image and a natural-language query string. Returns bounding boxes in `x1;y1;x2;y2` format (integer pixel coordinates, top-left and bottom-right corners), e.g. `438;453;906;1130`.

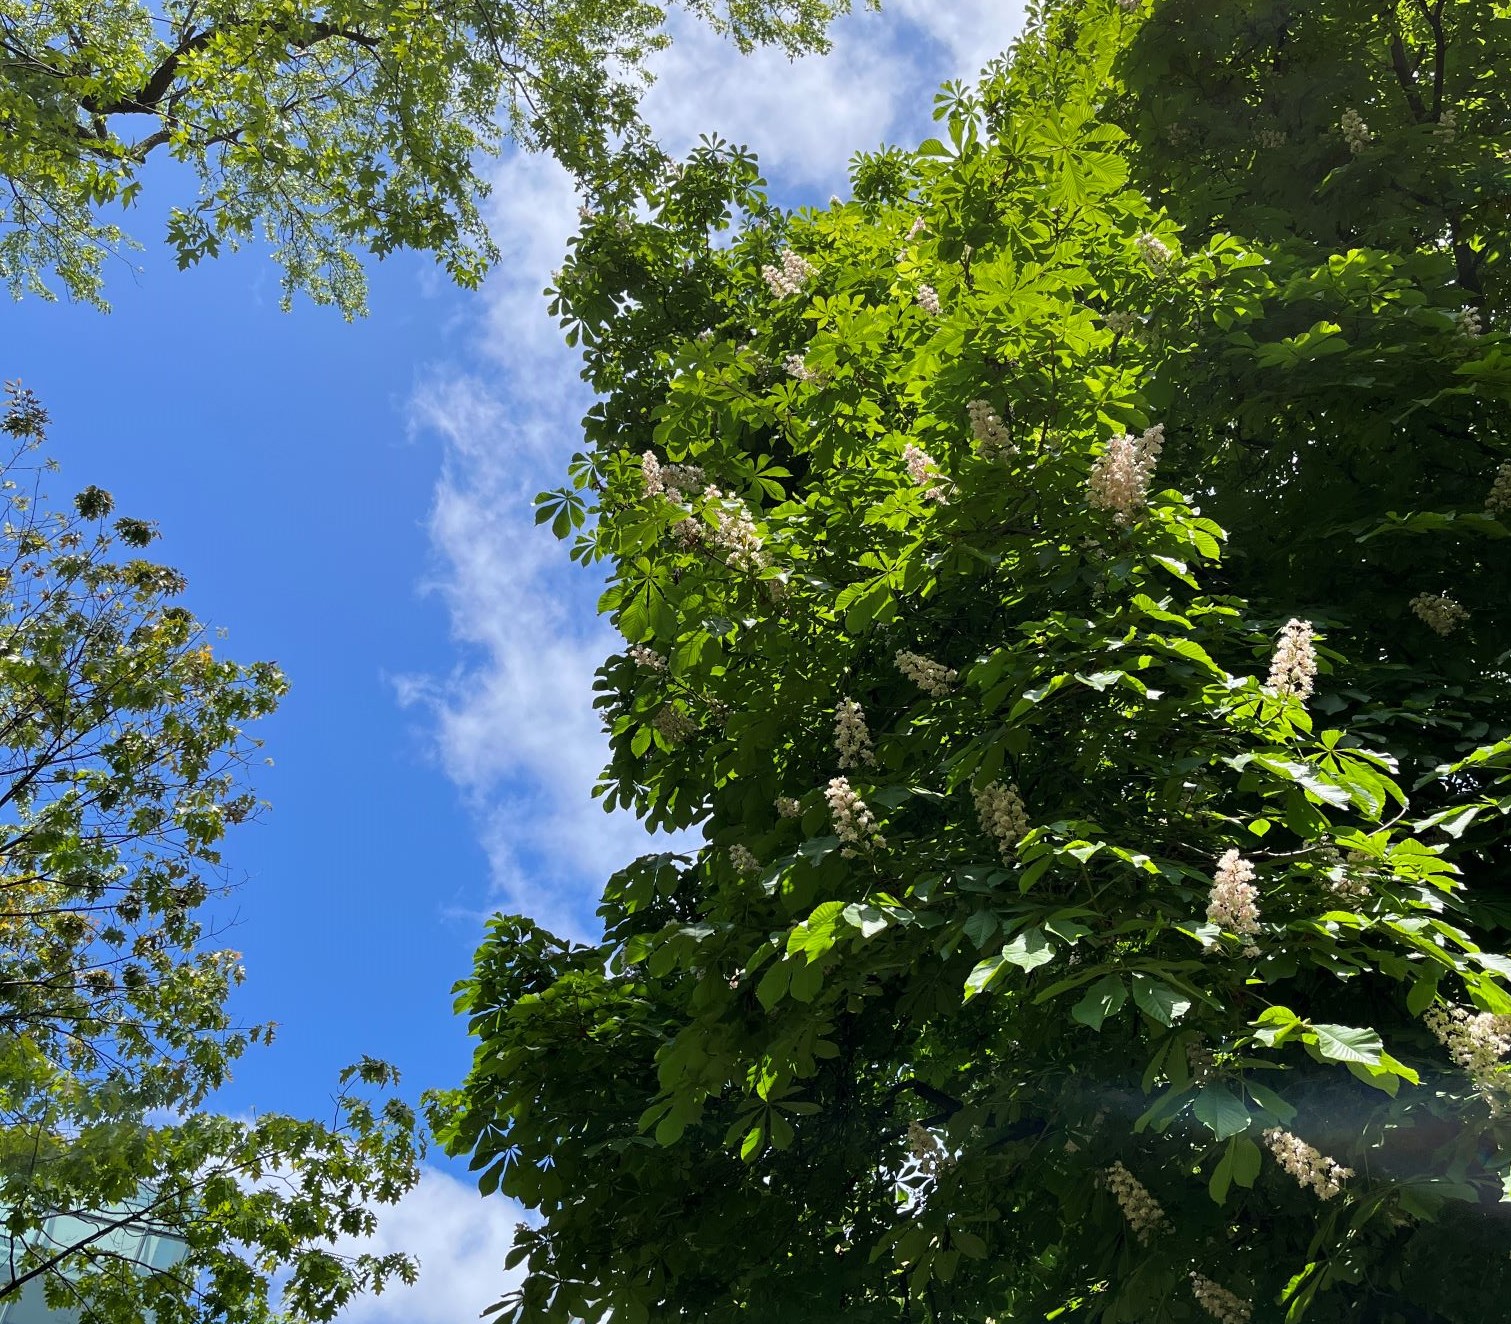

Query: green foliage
0;0;867;313
438;3;1511;1321
0;383;421;1322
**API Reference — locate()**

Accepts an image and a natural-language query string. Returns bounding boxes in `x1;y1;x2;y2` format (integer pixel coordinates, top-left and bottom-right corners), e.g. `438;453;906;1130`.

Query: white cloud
887;0;1021;80
400;371;677;940
336;1165;523;1324
405;2;1028;937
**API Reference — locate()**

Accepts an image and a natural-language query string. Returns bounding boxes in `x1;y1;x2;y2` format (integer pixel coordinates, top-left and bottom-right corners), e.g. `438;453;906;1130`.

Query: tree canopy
435;0;1511;1320
0;0;865;313
0;383;421;1324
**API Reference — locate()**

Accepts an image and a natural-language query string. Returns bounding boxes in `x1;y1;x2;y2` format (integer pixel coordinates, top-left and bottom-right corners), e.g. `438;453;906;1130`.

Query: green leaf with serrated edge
1193;1086;1249;1139
842;902;888;937
755;961;789;1011
1131;974;1191;1026
1232;1136;1262;1188
1245;1081;1297;1124
1071;974;1126;1030
963;909;999;948
1002;925;1056;971
964;954;1007;1001
1209;1139;1236;1205
1310;1023;1383;1066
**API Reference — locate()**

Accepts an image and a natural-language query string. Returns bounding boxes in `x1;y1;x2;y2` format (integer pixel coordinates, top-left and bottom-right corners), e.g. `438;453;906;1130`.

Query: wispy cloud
403;2;1025;938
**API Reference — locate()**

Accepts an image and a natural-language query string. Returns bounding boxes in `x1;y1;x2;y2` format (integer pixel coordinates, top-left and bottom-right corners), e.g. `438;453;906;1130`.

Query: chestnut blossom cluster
1340;108;1372;154
1116;0;1139;11
967;399;1014;459
628;644;667;671
1256;127;1286;149
641;452;706;503
652;706;697;744
1087;423;1165;525
1208;849;1260;937
729;844;760;877
903;444;950;503
775;796;803;819
761;249;814;298
906;1121;950;1178
1410;591;1469;636
1190;1273;1252;1324
1134;232;1172;269
704;487;765;570
915;284;942;317
835;697;876;768
895;650;957;696
1458;305;1483;338
1328;850;1376;903
1486;461;1511;516
826;776;885;852
1103;310;1138;336
975;782;1030;858
1102;1161;1166;1244
1267;618;1317;700
784;353;828;385
907;216;927;240
1435;108;1457;142
1262;1128;1353;1199
1424;1004;1511;1108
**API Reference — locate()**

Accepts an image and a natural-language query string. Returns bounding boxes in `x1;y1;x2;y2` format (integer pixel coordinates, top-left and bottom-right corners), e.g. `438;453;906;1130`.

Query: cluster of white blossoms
1458;305;1483;338
1087;423;1165;525
975;782;1030;858
703;487;765;570
903;444;950;503
628;644;667;671
1340;107;1372;154
652;706;697;744
1103;1161;1166;1244
1424;1004;1511;1108
1190;1273;1252;1324
835;697;877;768
907;216;927;240
1486;461;1511;516
1262;1128;1353;1200
1256;127;1287;149
1267;618;1318;700
784;353;828;385
1410;591;1469;636
1134;232;1173;269
895;650;957;696
1435;108;1457;142
906;1121;950;1178
826;776;885;852
1103;310;1139;336
762;249;814;298
729;844;760;877
1328;850;1376;903
775;795;803;819
641;452;706;503
967;399;1014;459
915;284;942;317
1208;849;1260;938
1116;0;1140;13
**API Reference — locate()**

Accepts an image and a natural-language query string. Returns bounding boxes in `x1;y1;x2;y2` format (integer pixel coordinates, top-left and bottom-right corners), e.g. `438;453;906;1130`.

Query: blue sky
4;4;1018;1317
